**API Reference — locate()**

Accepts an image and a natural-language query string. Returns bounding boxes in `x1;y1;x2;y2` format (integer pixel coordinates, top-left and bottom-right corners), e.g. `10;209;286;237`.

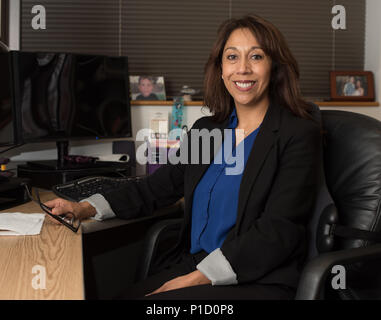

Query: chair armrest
81;199;184;234
296;243;381;300
136;218;184;281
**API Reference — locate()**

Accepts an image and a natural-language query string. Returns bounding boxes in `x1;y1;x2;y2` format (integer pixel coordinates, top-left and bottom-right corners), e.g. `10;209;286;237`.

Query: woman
353;79;364;96
45;14;322;299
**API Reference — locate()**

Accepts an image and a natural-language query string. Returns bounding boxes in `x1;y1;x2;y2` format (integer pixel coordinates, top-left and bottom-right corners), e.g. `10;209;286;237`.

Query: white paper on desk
0;212;45;236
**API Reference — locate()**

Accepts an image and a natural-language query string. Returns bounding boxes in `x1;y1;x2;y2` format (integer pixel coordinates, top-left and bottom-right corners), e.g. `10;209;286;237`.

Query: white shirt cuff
80;193;116;221
196;248;238;286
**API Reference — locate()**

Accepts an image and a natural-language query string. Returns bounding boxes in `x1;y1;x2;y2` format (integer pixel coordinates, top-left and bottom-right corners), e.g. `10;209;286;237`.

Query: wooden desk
0;190;184;300
0;191;84;300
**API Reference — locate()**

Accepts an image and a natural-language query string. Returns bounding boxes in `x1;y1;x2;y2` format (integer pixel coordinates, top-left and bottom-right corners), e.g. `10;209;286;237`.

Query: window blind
21;0;365;100
21;0;121;56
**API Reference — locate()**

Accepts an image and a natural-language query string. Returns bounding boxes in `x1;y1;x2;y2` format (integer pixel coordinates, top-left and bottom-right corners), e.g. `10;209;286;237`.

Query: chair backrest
309;110;381;257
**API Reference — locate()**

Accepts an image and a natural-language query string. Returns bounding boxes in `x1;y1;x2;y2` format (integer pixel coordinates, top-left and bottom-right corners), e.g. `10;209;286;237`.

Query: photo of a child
130;76;166;101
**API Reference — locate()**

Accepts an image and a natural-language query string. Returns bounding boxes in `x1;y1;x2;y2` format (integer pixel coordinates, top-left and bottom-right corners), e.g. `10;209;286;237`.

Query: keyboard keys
52;176;143;202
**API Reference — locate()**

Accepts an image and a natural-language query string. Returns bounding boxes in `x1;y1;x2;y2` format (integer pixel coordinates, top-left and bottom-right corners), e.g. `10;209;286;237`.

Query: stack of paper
0;212;45;236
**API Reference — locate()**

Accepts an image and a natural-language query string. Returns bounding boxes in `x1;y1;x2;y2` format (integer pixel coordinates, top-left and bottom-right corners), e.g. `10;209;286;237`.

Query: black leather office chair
136;110;381;300
297;110;381;300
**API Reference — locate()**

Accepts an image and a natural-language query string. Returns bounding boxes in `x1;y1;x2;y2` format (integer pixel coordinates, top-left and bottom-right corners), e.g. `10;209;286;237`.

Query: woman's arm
101;162;186;220
45;117;206;222
43;161;186;221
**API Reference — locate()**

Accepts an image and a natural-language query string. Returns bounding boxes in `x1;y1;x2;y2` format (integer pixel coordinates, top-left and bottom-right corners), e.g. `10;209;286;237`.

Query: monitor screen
0;52;17;146
12;51;132;142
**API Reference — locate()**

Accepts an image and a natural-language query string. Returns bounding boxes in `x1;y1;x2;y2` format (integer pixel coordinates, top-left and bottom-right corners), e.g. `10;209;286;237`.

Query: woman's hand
43;198;96;221
146;270;211;296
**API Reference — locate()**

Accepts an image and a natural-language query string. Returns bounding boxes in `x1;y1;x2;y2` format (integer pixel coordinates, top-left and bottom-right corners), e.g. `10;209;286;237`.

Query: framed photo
330;71;375;101
129;75;166;101
0;0;9;46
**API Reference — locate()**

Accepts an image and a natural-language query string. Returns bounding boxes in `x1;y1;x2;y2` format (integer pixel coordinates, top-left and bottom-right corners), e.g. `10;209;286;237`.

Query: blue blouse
190;108;261;254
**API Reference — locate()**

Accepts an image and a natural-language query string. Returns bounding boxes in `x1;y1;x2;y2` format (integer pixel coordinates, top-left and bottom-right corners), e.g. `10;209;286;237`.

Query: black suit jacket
104;101;322;289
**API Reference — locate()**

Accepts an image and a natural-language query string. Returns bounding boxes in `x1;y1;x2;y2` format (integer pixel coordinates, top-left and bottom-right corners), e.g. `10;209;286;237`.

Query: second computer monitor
12;51;132;143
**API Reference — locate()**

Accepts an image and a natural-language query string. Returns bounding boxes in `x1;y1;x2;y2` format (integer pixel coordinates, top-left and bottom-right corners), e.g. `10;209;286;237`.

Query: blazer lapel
235;102;281;231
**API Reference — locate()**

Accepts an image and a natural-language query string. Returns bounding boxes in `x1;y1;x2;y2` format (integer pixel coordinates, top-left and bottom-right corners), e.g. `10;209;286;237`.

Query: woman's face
221;28;272;109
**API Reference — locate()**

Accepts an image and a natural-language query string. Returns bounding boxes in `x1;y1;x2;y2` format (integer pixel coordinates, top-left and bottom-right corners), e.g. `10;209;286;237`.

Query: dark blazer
103;101;323;289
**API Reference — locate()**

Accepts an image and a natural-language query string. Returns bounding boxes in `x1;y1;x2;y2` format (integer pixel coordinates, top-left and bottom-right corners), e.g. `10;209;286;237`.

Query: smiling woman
46;14;323;300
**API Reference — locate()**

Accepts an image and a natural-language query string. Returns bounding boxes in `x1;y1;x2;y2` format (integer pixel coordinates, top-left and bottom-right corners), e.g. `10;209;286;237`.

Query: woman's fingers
43;198;72;215
145;285;164;296
42;198;73;225
42;198;93;222
51;205;68;216
44;198;65;209
43;199;59;209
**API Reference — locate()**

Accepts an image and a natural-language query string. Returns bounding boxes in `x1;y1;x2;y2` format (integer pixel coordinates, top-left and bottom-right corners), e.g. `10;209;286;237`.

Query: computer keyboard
52;175;144;202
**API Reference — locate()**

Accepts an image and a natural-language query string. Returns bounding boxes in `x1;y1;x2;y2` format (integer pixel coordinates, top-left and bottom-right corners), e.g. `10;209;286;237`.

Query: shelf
315;101;379;107
131;100;380;107
131;100;203;106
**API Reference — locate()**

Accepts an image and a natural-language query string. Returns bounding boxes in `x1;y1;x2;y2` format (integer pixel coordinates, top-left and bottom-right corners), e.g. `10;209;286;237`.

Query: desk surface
0;191;84;300
0;190;183;300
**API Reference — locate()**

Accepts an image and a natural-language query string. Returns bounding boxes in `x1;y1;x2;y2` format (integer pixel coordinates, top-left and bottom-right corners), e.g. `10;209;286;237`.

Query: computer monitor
12;51;132;142
11;51;132;168
0;52;19;147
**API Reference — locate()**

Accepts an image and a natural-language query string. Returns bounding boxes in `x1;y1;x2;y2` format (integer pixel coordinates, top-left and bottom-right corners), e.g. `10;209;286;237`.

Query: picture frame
0;0;9;46
129;75;167;101
330;71;375;101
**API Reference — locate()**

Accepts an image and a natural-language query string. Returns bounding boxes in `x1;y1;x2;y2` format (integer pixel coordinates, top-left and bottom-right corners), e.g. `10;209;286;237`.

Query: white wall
8;0;20;50
364;0;381;102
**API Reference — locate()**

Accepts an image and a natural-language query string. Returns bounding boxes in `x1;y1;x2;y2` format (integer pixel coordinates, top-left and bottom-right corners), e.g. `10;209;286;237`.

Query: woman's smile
233;80;257;91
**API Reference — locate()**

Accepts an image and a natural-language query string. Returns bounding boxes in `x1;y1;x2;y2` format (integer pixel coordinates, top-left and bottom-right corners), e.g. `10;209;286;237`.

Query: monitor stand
17;141;135;189
25;141;92;170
